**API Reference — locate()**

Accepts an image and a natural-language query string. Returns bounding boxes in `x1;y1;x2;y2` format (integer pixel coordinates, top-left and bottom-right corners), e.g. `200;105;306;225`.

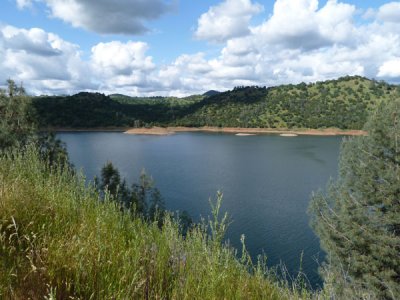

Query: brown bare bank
124;126;367;136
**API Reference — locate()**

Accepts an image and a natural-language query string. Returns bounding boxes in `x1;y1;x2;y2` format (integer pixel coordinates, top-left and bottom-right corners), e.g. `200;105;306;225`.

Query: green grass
0;146;314;299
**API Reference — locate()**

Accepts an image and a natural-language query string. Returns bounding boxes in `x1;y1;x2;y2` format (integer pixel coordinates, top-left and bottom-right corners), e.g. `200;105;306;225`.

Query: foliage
32;92;203;128
33;92;131;128
99;162;165;219
35;132;71;168
174;76;397;129
100;161;122;197
98;162;193;231
0;80;71;170
309;98;400;299
31;76;399;130
0;146;308;299
0;79;35;149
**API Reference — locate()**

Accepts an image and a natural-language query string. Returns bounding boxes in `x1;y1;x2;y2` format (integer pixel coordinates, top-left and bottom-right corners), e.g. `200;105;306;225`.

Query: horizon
1;0;400;97
30;75;392;98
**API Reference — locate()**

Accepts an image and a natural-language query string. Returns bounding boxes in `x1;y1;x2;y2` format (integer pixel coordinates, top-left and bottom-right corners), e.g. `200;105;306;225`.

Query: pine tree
100;162;121;197
309;99;400;299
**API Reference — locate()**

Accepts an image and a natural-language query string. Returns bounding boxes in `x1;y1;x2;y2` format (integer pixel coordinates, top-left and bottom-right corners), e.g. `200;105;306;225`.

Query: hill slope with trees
32;76;400;130
174;76;399;129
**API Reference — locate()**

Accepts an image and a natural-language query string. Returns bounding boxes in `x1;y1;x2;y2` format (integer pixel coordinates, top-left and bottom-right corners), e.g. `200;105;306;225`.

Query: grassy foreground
0;146;312;299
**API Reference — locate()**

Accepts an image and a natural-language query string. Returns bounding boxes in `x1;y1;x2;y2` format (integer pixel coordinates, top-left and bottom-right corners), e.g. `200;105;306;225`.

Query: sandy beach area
124;126;367;136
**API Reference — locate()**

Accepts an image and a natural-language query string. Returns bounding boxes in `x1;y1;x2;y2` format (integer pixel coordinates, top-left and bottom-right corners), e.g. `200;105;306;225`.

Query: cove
58;131;343;288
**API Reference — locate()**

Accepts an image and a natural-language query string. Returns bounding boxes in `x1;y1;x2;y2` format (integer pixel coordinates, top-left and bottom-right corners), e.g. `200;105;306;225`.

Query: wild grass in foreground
0;146;316;299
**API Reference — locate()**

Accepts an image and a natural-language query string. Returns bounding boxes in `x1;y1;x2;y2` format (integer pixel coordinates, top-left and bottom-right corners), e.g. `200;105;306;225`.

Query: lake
58;131;343;288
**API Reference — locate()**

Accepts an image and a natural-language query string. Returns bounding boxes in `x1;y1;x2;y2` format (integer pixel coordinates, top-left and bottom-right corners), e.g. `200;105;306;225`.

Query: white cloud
378;2;400;23
378;59;400;78
90;41;155;89
169;0;399;93
4;0;400;96
156;53;213;93
91;41;154;76
3;26;61;56
254;0;356;50
16;0;33;9
18;0;172;34
195;0;263;43
0;25;96;94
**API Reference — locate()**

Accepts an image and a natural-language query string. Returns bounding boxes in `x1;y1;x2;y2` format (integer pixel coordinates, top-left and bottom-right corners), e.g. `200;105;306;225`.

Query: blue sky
0;0;399;96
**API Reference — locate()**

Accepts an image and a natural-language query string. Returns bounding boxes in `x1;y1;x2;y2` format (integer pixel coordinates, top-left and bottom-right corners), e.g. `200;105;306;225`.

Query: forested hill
173;76;398;129
33;92;202;128
33;76;400;130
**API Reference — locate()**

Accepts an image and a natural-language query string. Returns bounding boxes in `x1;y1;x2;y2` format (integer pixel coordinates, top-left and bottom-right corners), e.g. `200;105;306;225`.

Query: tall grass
0;146;315;299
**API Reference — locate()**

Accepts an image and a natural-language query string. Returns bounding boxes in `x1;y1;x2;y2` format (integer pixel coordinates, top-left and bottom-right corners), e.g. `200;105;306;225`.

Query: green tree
98;164;167;223
131;169;154;215
36;132;71;168
100;161;122;197
0;79;34;149
309;99;400;299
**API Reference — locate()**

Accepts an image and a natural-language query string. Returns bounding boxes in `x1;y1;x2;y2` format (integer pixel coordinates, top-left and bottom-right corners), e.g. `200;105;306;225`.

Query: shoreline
47;126;367;136
123;126;367;136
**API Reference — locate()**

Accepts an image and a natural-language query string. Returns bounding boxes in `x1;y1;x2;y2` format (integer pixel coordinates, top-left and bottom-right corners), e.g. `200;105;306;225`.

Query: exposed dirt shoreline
49;126;367;136
123;126;367;136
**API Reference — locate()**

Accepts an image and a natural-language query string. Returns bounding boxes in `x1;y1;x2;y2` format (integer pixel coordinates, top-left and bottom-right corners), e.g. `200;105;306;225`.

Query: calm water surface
58;132;343;288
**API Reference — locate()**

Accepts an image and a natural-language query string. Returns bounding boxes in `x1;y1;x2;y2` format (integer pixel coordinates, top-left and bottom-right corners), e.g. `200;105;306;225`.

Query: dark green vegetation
33;92;203;128
98;162;194;230
0;80;69;167
99;162;166;218
0;79;34;148
32;76;399;130
309;99;400;299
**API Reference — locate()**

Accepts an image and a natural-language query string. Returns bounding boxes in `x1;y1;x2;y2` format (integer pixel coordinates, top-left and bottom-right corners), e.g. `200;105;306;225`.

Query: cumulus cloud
91;41;155;89
91;41;154;75
3;27;61;56
195;0;263;43
18;0;172;34
378;59;400;78
0;25;96;94
4;0;400;96
254;0;356;50
377;2;400;23
169;0;400;93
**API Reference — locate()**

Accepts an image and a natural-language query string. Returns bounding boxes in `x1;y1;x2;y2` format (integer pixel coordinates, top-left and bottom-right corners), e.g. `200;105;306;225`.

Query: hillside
32;76;400;130
203;90;221;97
33;92;203;128
173;76;399;129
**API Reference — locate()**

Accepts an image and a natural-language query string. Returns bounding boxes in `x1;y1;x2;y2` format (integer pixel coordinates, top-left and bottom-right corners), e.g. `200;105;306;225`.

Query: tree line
31;76;400;130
